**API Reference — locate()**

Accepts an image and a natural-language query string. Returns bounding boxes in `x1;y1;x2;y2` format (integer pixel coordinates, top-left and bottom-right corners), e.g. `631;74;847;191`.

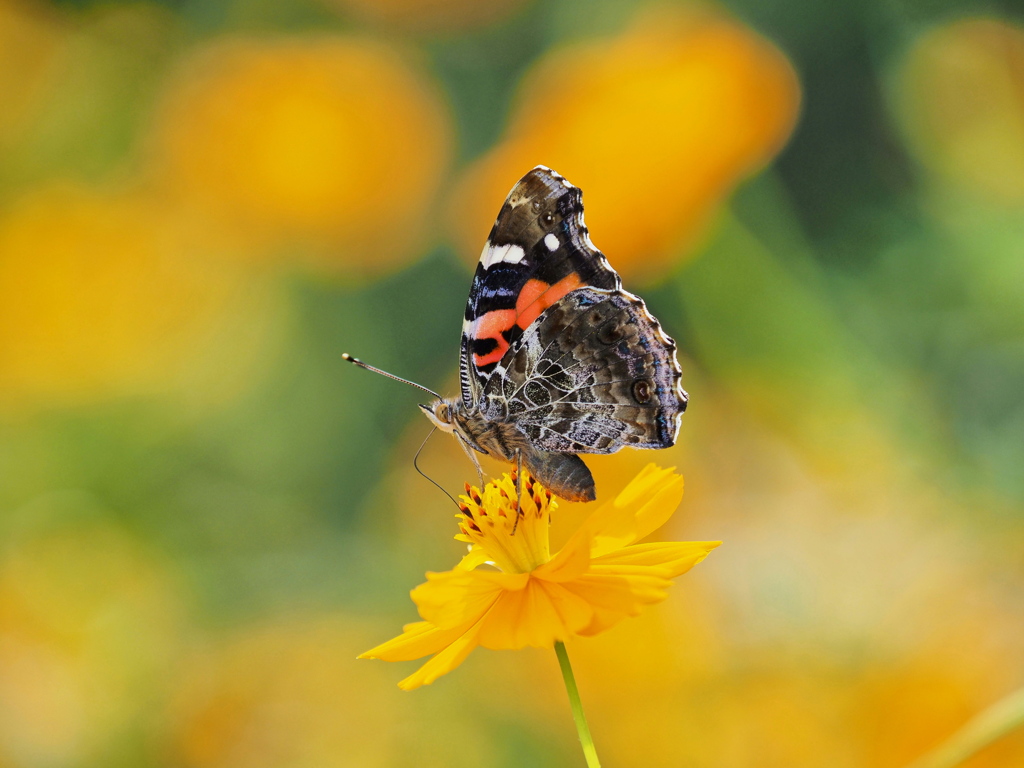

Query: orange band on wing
515;273;583;329
472;309;515;367
471;274;584;368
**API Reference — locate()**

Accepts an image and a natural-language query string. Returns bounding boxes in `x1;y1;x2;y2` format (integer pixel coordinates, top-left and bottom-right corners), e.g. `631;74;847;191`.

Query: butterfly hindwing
459;167;619;410
480;287;686;454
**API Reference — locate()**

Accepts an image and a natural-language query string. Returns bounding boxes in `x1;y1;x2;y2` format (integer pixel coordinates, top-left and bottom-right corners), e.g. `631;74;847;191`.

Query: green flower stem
555;641;601;768
906;686;1024;768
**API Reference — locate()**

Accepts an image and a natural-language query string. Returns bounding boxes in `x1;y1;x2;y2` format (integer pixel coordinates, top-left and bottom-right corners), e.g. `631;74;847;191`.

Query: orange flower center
456;470;556;574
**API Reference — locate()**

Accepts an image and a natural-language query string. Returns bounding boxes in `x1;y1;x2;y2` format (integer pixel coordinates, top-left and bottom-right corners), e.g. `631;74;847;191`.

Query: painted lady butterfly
347;166;687;502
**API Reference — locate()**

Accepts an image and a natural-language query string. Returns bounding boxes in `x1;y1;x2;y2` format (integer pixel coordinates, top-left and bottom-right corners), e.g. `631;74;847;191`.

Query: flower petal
585;464;685;557
613;463;678;509
455;544;492;571
533;521;593;582
412;568;527;629
396;616;486;690
561;569;675;636
538;580;598;635
592;540;721;577
359;620;474;662
361;609;497;690
477;578;594;649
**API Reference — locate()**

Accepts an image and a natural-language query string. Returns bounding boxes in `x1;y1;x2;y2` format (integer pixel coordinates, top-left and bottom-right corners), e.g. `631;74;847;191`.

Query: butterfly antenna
413;427;462;511
342;353;441;399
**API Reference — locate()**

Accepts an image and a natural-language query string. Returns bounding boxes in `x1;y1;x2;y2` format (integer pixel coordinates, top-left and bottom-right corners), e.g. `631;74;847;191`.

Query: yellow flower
361;464;719;690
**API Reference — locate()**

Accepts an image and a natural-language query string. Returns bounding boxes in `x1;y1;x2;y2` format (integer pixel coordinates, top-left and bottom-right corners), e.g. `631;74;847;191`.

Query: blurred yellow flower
0;183;278;412
0;514;185;766
170;618;416;768
324;0;531;34
361;464;719;690
450;8;799;282
151;37;452;278
898;17;1024;202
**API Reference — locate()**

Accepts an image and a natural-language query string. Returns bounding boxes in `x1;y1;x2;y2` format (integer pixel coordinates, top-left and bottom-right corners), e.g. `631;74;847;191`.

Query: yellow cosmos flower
361;464;719;691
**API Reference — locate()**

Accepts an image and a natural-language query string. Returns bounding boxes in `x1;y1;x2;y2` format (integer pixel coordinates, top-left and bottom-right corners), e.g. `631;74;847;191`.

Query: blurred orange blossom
361;465;719;690
450;8;800;282
0;515;185;765
150;37;452;278
0;184;273;412
169;618;417;768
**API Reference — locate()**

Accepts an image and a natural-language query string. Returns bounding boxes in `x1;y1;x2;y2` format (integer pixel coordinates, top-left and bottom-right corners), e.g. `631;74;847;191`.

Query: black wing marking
458;166;619;409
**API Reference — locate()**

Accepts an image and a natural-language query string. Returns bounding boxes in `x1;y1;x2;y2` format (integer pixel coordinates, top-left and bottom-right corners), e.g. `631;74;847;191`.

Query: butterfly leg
455;432;485;489
511;449;523;536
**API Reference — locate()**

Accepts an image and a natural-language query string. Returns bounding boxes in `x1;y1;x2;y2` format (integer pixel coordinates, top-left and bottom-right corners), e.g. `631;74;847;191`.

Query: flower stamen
454;469;554;573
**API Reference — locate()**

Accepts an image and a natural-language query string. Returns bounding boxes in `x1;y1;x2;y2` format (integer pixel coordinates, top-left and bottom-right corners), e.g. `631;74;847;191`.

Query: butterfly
346;166;687;502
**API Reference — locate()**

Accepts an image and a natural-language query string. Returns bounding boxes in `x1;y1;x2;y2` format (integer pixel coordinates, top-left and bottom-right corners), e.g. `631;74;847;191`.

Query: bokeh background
1;0;1023;766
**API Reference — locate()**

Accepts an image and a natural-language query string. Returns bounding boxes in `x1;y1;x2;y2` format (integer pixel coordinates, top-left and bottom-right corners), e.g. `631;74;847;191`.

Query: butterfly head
419;399;458;434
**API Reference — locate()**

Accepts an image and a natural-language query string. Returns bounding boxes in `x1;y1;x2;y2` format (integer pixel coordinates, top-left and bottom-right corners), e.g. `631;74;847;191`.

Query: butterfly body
424;166;687;502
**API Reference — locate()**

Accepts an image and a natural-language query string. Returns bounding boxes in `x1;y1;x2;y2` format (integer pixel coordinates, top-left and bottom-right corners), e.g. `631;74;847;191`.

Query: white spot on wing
544;233;559;252
480;242;526;270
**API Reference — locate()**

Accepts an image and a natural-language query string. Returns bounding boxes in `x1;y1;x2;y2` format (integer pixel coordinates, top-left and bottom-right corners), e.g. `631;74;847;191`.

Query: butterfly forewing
459;167;619;409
